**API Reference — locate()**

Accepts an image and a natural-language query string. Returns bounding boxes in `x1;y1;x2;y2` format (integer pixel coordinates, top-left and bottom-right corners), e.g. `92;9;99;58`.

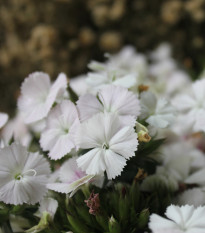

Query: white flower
47;157;95;197
76;112;138;179
185;168;205;186
86;47;147;91
40;100;80;160
18;72;67;124
0;113;8;129
86;70;137;91
149;205;205;233
89;46;147;79
150;43;172;61
149;58;176;79
142;142;205;192
105;46;147;79
172;79;205;133
35;197;58;220
140;91;175;128
157;142;205;184
164;71;191;97
148;70;191;98
0;143;50;205
77;85;140;124
1;112;32;147
175;188;205;207
69;75;88;96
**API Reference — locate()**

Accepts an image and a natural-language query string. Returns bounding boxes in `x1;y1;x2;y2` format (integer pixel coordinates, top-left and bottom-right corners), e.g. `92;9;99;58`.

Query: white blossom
1;112;32;147
0;143;50;205
86;70;137;92
18;72;67;124
172;79;205;133
149;205;205;233
35;197;58;220
76;112;138;179
69;75;88;96
142;142;205;192
140;91;175;128
89;46;147;79
150;43;172;61
175;188;205;207
77;85;140;124
40;100;80;160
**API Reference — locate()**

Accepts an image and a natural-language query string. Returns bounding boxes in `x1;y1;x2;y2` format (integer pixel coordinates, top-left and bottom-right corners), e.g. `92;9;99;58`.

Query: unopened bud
138;131;151;142
108;216;121;233
136;122;151;142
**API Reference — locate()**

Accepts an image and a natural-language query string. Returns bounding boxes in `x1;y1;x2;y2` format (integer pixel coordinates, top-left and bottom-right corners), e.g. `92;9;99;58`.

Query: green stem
2;220;14;233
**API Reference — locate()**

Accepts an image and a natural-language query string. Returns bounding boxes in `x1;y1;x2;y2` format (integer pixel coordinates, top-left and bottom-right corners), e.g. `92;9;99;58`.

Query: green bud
108;216;121;233
119;194;129;223
136;122;151;142
67;213;90;233
137;209;149;229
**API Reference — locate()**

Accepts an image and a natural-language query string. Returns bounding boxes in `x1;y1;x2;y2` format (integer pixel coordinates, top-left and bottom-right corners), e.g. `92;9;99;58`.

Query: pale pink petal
77;94;103;121
59;157;85;183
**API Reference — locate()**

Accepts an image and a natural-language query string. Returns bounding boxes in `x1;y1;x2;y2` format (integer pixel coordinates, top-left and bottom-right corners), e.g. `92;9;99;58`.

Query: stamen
102;143;109;150
16;174;23;180
22;169;37;177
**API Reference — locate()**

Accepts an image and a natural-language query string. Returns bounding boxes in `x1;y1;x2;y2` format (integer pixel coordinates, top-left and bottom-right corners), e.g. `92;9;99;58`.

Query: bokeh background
1;0;205;114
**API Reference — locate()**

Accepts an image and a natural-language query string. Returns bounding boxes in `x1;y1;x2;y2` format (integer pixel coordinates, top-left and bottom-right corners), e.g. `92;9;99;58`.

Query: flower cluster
1;44;205;232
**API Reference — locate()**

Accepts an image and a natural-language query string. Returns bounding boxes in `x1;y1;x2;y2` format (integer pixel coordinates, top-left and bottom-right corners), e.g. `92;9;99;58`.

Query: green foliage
63;180;171;233
116;138;164;183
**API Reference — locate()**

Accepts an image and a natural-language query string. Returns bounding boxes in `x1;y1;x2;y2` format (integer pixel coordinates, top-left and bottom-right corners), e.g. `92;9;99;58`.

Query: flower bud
136;122;151;142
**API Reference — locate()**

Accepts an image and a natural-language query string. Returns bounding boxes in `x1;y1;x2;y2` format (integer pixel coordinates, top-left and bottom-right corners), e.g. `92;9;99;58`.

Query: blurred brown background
0;0;205;114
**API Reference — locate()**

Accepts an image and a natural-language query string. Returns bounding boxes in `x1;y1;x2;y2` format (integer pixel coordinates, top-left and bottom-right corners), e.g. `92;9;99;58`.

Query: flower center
102;142;109;150
63;128;69;134
14;169;37;180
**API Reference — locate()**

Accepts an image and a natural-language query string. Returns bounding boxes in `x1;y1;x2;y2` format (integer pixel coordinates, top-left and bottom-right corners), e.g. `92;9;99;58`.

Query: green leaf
137;138;165;157
0;211;9;225
67;213;91;233
95;214;109;232
130;182;140;211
